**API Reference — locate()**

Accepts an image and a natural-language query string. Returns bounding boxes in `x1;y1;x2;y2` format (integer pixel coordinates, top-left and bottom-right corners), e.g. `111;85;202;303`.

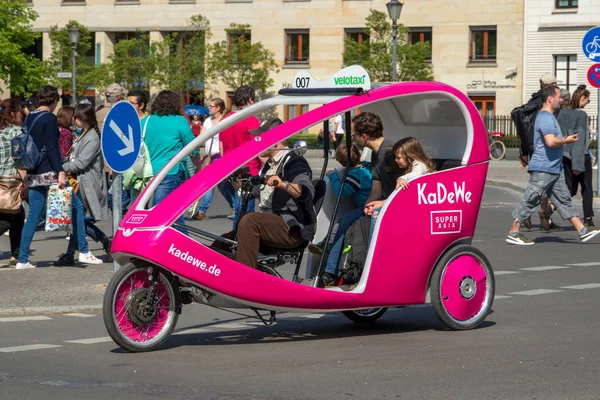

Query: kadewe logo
431;210;462;235
126;214;147;224
333;75;366;86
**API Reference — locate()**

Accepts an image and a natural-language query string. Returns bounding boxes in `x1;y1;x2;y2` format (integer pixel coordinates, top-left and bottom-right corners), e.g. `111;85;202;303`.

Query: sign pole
597;89;600;196
112;173;122;273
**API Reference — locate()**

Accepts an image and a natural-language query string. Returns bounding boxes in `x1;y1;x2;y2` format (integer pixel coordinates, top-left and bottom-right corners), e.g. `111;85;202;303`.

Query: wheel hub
459;276;476;300
126;288;158;325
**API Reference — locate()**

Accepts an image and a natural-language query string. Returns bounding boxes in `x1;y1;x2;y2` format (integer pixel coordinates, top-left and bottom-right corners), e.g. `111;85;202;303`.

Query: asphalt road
2;185;600;400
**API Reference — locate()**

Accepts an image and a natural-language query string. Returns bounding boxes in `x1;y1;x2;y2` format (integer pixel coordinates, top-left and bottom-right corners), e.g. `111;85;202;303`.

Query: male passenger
127;90;147;119
507;85;600;245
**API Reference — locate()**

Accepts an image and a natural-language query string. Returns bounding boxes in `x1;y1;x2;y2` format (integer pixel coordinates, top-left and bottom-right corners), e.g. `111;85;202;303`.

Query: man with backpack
511;73;560;231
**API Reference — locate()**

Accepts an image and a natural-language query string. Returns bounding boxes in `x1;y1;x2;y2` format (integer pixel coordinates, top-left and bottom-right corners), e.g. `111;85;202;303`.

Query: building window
555;55;577;93
227;92;235;111
285;30;309;64
408;27;432;62
470;96;495;119
469;26;497;62
61;0;85;3
284;105;309;133
556;0;577;8
345;28;368;46
227;30;251;53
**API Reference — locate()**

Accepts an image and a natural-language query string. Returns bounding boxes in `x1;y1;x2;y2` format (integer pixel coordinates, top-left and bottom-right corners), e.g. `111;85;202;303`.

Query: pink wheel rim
113;271;171;342
440;255;488;322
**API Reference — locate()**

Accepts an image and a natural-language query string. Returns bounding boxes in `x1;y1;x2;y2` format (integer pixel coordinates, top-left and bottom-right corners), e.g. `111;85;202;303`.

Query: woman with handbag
0;99;27;267
54;103;109;266
15;86;67;270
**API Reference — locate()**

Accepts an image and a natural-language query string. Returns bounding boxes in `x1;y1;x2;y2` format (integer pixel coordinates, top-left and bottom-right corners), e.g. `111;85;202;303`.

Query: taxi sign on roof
291;65;371;91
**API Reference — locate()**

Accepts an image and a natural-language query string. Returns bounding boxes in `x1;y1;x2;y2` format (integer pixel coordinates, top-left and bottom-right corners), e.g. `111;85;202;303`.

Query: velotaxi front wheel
103;262;179;352
431;245;494;330
342;307;388;323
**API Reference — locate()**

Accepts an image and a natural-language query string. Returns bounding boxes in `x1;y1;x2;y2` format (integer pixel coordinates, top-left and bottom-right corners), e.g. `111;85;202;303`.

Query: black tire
103;262;179;352
342;307;388;323
489;141;505;161
430;245;494;330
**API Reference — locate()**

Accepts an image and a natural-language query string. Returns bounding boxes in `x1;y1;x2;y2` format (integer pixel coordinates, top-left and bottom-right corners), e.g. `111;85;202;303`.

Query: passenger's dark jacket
511;91;543;158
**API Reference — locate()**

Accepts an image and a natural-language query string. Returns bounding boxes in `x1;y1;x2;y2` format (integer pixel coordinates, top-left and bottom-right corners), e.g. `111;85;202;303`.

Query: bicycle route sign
587;64;600;89
101;101;142;173
582;26;600;61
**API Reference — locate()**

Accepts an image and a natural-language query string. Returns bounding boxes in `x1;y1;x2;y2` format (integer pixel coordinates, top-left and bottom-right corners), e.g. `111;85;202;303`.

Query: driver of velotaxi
235;118;316;269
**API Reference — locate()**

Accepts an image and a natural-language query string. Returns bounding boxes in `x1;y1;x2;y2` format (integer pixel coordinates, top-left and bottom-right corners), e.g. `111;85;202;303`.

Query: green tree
153;14;210;96
104;32;156;91
343;10;433;82
46;21;98;96
0;0;45;96
206;23;279;92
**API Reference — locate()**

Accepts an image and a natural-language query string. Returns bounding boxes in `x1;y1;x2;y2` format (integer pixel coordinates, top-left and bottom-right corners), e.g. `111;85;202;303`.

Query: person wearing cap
559;88;571;107
21;96;38;118
96;83;128;133
235;118;316;269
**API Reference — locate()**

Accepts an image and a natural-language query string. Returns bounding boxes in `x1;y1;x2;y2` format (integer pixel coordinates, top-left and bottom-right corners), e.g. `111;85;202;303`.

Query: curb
0;304;102;317
486;179;526;194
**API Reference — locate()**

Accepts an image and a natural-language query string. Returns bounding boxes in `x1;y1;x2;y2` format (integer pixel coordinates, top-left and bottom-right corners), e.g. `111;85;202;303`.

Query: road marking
508;289;563;296
211;323;250;330
64;337;113;345
0;316;52;322
560;283;600;290
494;295;512;300
0;344;62;353
63;313;95;318
566;262;600;267
494;271;522;275
520;266;570;272
297;314;326;319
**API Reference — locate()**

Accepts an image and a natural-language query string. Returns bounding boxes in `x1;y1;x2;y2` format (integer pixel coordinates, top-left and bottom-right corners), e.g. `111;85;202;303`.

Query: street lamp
386;0;403;82
68;26;80;105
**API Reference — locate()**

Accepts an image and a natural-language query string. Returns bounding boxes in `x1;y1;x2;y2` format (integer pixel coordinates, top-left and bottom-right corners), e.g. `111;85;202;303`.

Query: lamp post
386;0;403;82
68;26;80;105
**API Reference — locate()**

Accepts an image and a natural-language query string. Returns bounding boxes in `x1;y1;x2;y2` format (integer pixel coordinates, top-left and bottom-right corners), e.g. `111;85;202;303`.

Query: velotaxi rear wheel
103;262;179;352
431;245;494;330
342;307;388;323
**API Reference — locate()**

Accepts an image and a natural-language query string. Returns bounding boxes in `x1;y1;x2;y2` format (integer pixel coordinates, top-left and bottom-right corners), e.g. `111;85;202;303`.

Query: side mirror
294;140;308;156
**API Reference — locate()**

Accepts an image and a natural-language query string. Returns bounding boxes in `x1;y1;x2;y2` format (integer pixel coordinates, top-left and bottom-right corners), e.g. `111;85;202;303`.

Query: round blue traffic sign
582;26;600;61
101;101;142;173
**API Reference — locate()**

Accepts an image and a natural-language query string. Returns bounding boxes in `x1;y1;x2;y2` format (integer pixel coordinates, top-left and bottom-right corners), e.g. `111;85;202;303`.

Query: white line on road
0;316;52;322
566;262;600;267
494;295;512;300
64;337;113;344
0;344;62;353
560;283;600;290
520;266;570;272
63;313;96;318
173;328;210;335
211;323;251;330
494;271;522;275
508;289;564;296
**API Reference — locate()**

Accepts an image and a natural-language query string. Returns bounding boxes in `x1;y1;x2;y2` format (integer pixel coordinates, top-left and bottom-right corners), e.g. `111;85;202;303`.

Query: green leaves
342;9;433;82
0;0;45;96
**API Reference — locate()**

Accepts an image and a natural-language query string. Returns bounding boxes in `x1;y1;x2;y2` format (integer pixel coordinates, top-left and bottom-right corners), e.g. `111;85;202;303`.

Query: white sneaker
78;252;103;265
16;262;36;270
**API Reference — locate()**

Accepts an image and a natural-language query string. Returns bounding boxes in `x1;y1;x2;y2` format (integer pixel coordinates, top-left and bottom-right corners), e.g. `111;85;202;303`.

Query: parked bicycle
488;131;505;161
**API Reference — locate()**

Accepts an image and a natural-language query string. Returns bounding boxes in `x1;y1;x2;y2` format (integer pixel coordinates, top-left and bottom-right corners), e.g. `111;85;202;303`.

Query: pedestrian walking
54;103;109;266
56;106;74;159
0;99;27;268
333;114;345;149
191;98;237;221
506;85;600;245
15;85;67;269
143;90;202;232
557;84;594;227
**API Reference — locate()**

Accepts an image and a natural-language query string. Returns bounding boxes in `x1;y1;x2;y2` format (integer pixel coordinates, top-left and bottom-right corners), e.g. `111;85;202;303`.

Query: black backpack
10;113;45;171
510;92;542;160
338;215;371;284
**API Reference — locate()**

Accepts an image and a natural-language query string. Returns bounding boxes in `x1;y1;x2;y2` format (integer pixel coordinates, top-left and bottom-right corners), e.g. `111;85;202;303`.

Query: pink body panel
113;81;489;311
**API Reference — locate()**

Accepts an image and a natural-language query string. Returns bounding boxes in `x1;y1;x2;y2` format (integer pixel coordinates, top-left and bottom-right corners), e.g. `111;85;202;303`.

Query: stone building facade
13;0;523;120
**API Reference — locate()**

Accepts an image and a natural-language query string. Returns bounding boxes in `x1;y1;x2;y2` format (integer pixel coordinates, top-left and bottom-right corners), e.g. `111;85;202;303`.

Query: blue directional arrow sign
582;26;600;61
101;101;142;173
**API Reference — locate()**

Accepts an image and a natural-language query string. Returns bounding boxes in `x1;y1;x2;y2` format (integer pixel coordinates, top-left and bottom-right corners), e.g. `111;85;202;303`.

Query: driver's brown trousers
236;213;305;269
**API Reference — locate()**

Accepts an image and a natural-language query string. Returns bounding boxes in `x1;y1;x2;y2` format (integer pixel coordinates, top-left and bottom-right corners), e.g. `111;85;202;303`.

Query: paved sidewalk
1;155;599;316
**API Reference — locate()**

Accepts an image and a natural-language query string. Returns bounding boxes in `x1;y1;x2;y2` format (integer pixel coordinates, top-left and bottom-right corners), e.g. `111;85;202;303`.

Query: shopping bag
45;184;73;232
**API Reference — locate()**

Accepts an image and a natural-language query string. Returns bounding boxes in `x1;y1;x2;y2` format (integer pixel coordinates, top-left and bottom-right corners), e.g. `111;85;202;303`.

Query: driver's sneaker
506;233;534;245
579;226;600;242
16;262;36;269
78;252;103;265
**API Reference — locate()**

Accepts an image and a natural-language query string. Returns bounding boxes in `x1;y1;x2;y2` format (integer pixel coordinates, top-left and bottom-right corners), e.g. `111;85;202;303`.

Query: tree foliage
153;14;210;95
0;0;45;96
103;32;156;91
343;10;433;82
206;23;279;92
46;21;98;95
